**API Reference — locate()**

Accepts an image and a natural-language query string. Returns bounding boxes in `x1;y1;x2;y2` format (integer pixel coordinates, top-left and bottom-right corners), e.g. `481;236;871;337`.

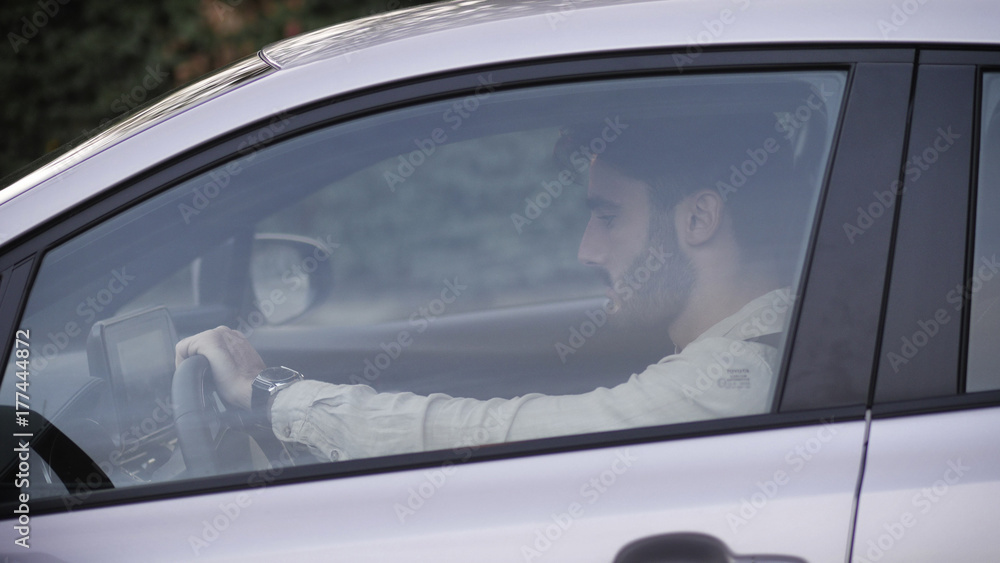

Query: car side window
255;128;593;326
966;72;1000;392
1;70;845;500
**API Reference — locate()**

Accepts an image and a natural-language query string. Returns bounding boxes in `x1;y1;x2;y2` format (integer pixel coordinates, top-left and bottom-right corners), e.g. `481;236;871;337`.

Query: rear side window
967;72;1000;392
1;71;845;501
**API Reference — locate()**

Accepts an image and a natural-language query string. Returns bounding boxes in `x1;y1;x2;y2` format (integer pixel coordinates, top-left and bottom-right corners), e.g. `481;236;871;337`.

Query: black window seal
869;54;1000;414
871;388;1000;419
872;62;976;403
958;66;987;395
768;61;858;413
0;259;36;404
777;59;915;412
920;52;1000;402
920;48;1000;65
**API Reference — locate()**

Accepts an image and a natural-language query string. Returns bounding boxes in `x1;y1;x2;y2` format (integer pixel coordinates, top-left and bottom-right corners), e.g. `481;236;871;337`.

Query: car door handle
613;532;807;563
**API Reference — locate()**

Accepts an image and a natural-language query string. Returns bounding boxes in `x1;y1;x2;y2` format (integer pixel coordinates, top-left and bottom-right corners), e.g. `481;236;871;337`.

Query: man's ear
676;189;725;246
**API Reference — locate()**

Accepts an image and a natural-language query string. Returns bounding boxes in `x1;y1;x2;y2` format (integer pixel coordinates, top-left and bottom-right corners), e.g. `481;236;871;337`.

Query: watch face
258;366;301;385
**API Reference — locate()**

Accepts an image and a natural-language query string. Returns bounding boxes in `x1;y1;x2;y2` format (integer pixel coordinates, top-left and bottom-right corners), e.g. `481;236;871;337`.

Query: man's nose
577;220;605;266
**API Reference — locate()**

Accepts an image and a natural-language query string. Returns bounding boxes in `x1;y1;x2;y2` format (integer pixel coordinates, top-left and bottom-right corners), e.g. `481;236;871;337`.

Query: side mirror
613;533;807;563
250;233;336;324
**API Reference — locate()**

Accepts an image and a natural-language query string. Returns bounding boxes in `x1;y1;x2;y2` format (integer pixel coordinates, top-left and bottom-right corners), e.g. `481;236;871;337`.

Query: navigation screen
88;307;176;444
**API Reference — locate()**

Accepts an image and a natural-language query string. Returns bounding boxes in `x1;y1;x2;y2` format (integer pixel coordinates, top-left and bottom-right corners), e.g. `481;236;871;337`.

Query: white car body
2;1;999;562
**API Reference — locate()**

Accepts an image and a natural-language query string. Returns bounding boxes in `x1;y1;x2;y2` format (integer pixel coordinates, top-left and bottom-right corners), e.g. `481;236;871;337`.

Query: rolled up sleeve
269;336;777;462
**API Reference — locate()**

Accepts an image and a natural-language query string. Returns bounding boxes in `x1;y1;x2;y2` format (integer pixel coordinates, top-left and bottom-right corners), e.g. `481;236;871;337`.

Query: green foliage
0;0;435;180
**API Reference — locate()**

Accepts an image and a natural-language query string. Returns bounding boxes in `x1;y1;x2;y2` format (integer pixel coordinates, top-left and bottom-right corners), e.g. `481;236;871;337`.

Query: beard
605;208;695;331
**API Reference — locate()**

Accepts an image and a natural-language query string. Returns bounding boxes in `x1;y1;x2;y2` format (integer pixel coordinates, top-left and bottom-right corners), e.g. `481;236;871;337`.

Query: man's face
578;160;695;329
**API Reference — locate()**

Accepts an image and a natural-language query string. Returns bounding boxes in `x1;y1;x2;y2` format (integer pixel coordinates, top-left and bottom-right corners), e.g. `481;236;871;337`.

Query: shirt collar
689;287;795;346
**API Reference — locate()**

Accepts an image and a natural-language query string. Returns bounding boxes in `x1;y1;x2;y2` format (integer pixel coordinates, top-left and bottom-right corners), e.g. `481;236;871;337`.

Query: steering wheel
173;355;292;478
172;355;226;477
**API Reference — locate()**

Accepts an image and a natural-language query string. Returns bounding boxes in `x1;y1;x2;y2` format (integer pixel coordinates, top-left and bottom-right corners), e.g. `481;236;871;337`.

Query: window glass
1;71;845;499
967;73;1000;392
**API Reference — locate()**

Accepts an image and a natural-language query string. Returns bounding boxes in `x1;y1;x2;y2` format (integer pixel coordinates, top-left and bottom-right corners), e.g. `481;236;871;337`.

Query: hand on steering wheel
173;328;288;477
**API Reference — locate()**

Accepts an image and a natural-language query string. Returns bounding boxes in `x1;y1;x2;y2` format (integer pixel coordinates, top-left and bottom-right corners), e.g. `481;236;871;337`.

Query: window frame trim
871;63;976;403
777;60;914;412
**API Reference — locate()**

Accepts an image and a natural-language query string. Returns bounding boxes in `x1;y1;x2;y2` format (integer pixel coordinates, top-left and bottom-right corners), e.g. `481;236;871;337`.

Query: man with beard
175;113;805;462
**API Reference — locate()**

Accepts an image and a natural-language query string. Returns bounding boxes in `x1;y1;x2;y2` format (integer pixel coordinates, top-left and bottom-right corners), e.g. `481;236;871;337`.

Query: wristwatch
251;366;305;412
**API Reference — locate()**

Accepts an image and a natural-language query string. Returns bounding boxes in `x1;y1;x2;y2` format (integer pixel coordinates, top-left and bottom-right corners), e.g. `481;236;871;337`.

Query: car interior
0;71;844;502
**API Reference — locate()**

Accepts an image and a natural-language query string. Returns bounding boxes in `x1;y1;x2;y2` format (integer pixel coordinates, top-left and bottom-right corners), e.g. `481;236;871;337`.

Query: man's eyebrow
586;196;620;211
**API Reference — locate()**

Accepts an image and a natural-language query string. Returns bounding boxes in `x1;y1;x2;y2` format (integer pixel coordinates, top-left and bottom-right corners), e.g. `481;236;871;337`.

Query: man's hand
175;326;265;410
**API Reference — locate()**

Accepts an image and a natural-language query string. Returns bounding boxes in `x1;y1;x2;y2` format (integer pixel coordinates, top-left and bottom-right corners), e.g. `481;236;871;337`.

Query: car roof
261;0;998;70
0;0;995;248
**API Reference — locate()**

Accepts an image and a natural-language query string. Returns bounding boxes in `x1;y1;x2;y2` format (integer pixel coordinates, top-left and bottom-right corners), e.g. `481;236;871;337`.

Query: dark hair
558;109;826;280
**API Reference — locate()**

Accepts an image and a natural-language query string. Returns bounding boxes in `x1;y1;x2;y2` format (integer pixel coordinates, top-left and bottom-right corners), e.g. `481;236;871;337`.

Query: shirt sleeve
269;337;778;462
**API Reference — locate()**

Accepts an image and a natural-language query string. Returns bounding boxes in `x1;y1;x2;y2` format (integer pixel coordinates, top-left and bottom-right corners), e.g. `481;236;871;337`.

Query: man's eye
598;215;616;227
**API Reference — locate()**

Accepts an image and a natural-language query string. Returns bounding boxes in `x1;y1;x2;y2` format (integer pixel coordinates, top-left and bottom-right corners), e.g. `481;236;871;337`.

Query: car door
0;48;911;562
851;50;1000;562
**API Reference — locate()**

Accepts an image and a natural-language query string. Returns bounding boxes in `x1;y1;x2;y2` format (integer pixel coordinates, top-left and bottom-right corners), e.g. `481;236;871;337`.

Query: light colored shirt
270;288;793;461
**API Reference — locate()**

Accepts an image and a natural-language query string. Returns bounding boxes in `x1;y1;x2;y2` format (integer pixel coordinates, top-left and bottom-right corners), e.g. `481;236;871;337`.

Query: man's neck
668;269;780;351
